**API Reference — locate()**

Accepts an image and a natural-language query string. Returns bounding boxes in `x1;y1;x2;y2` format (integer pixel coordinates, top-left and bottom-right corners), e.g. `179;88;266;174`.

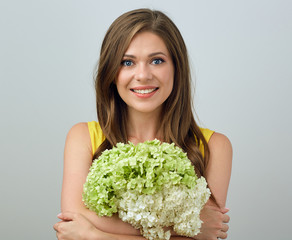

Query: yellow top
88;121;214;157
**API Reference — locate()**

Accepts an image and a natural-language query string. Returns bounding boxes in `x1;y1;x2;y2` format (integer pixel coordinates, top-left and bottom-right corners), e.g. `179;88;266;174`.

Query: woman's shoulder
199;126;232;151
199;128;215;143
64;122;93;163
198;126;232;164
66;123;91;149
67;121;102;138
67;122;90;138
208;132;233;167
208;132;232;151
66;121;105;156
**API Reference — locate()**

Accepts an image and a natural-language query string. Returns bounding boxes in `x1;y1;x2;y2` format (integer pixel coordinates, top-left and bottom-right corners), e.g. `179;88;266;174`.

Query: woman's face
116;31;174;116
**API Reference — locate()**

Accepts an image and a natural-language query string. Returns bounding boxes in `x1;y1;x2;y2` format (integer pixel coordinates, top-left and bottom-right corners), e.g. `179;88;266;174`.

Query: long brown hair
94;8;210;178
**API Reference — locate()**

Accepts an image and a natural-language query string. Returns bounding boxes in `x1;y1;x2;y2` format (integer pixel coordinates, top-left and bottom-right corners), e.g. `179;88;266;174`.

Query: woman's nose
134;63;152;81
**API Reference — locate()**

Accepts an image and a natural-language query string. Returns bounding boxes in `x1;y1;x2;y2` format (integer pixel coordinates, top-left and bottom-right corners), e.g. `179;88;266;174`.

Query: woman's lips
130;87;159;98
131;88;157;94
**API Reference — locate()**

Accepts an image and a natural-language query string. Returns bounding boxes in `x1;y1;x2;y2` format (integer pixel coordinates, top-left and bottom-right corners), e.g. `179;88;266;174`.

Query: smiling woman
54;8;232;240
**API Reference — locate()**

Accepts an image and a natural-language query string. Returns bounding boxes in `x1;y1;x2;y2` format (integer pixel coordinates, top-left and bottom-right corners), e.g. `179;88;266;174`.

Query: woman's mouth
130;87;159;98
131;88;158;94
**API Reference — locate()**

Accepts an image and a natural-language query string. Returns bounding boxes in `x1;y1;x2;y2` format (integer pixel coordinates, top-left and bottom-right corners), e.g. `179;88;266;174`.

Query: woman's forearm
79;208;141;235
89;228;193;240
56;208;197;240
80;209;193;239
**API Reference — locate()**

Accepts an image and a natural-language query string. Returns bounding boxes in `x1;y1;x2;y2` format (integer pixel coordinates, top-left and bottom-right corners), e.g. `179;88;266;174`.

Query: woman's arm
195;132;232;240
60;122;140;235
206;132;232;208
54;212;194;240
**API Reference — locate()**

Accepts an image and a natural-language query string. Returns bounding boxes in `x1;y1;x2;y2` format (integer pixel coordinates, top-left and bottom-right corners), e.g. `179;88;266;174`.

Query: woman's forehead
124;31;170;57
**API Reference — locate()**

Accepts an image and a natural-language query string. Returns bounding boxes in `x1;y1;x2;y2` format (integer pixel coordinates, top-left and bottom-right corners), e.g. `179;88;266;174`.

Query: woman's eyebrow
123;52;167;58
123;54;136;58
148;52;167;57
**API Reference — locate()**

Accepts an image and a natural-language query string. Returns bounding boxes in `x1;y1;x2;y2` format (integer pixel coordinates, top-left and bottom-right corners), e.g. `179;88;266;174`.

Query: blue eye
152;58;164;65
122;60;133;66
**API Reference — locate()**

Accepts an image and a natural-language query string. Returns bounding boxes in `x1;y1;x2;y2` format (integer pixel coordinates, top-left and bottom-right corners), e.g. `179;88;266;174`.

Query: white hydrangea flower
118;179;210;240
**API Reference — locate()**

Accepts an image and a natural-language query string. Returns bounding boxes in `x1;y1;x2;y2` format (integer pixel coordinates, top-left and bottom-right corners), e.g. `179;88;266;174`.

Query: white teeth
132;88;156;94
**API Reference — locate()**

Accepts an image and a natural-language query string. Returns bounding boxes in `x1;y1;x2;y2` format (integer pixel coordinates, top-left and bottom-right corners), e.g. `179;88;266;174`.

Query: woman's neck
126;109;163;144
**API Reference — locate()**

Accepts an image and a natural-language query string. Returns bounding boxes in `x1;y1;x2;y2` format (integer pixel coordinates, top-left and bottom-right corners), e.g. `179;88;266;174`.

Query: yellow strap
199;128;215;157
88;121;105;155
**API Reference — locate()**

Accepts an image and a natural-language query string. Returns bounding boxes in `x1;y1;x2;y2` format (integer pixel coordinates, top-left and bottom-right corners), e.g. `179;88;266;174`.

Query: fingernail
225;208;230;211
57;213;62;217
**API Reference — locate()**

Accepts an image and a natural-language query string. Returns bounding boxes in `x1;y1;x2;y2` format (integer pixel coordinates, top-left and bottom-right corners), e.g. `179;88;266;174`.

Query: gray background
1;0;291;239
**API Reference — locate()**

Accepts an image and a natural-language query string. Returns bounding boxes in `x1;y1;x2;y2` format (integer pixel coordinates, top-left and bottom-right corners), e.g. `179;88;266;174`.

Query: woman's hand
194;204;230;240
53;212;115;240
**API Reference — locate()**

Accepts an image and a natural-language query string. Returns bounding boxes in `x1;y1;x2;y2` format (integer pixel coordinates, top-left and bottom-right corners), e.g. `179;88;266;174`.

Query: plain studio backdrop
0;0;291;239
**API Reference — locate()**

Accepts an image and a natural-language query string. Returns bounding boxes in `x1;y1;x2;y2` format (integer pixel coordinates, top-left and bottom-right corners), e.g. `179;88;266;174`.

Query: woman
54;8;232;240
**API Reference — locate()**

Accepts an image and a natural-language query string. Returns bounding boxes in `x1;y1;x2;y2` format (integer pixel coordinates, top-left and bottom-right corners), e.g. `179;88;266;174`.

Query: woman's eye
121;60;133;66
152;58;164;65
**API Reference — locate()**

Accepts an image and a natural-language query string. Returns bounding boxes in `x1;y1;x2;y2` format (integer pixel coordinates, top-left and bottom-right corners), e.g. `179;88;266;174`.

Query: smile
131;88;158;94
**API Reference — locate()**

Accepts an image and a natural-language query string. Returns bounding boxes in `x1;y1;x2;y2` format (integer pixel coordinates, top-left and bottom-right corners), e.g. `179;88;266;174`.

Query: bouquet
83;139;210;240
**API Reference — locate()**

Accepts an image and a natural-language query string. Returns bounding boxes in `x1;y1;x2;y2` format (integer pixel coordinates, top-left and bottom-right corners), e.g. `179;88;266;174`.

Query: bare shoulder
64;122;92;162
66;122;90;139
208;132;233;157
66;122;91;145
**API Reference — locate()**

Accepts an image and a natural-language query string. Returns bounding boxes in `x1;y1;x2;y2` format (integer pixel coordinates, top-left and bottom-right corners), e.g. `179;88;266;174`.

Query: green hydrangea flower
82;139;210;239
